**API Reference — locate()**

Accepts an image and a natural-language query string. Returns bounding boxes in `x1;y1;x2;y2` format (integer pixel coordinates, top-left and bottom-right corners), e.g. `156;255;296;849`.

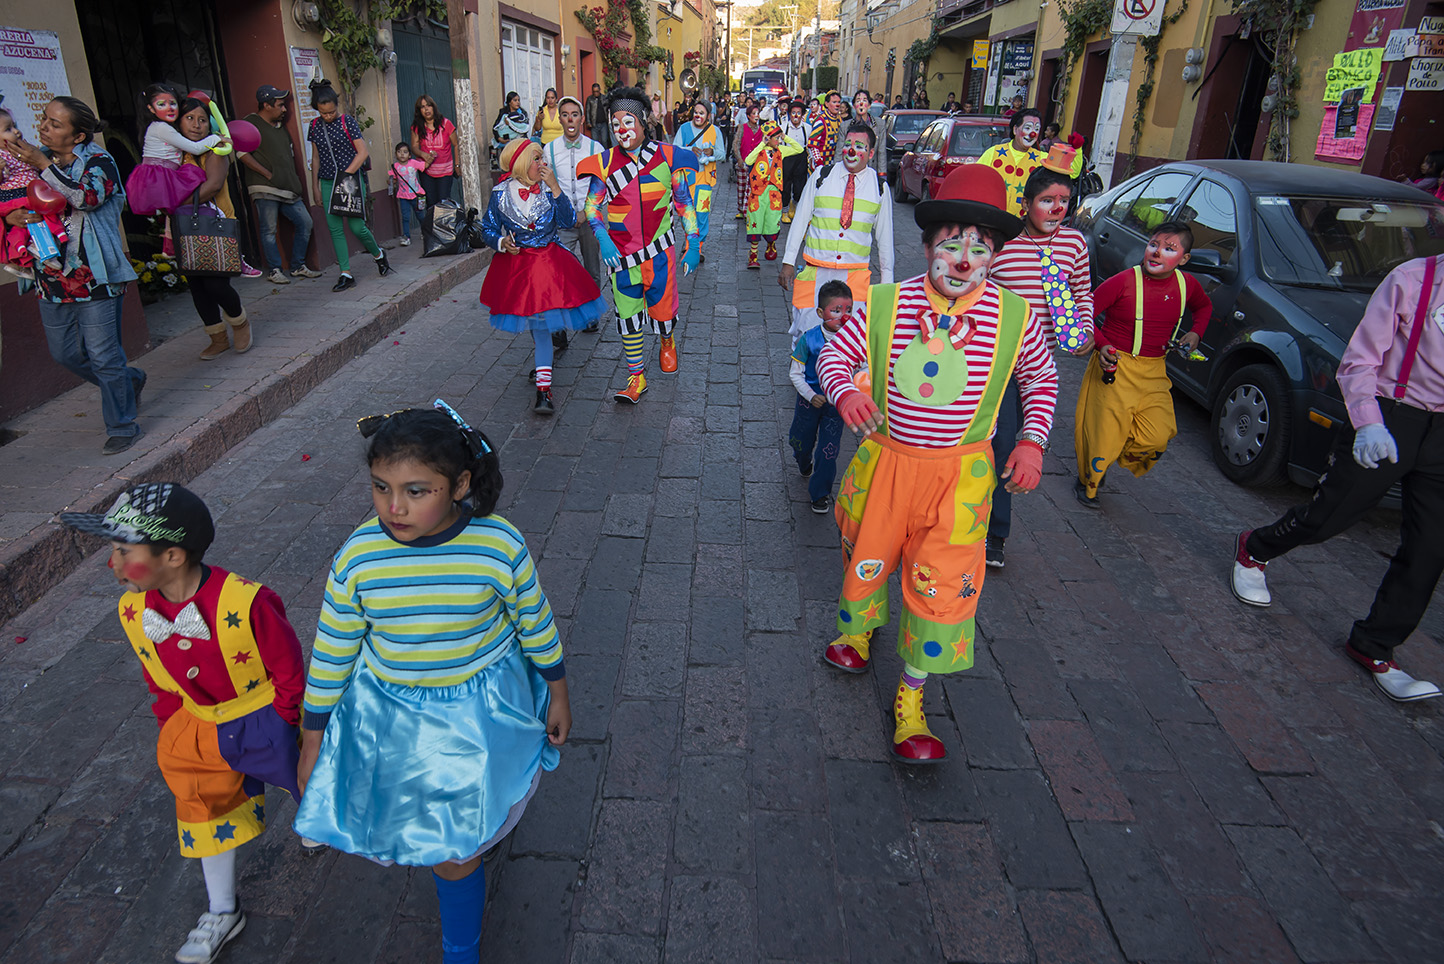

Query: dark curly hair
366;409;503;516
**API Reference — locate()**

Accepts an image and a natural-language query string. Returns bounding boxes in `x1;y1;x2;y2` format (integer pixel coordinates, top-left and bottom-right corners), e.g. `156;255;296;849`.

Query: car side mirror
1187;249;1237;282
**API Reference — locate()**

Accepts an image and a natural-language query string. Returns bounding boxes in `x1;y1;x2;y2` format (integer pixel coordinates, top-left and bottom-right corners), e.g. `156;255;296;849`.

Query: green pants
318;177;381;274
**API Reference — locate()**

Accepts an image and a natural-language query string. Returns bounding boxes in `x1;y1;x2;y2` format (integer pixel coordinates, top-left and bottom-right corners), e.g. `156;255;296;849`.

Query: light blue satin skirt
293;644;559;866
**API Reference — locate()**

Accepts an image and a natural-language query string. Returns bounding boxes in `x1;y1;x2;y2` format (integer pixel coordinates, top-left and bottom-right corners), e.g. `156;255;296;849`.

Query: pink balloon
227;119;262;153
26;180;66;215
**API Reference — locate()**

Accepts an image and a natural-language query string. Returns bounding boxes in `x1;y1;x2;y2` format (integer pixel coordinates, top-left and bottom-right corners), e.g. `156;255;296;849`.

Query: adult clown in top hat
814;163;1060;763
578;86;700;404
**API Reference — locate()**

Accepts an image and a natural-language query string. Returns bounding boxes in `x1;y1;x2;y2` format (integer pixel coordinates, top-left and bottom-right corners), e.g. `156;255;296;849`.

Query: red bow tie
517;182;542;200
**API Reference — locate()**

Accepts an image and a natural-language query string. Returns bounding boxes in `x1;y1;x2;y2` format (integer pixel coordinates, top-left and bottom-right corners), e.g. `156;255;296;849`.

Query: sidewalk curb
0;249;491;625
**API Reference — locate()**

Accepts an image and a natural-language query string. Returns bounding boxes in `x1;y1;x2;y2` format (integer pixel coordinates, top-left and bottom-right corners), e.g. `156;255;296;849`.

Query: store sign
0;27;71;143
288;46;323;165
972;40;989;69
1406;56;1444;90
1111;0;1163;38
1347;0;1406;50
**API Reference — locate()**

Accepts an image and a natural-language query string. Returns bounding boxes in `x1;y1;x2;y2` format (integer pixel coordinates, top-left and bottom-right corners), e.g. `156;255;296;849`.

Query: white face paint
925;227;995;299
611;112;643;151
841;134;872;173
1014;118;1041;149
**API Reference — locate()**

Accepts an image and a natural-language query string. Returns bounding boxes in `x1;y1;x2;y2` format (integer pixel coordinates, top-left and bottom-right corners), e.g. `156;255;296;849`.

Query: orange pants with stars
833;433;996;674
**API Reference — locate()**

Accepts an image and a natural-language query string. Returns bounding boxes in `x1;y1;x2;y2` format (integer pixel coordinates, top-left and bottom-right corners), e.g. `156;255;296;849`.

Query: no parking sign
1110;0;1165;36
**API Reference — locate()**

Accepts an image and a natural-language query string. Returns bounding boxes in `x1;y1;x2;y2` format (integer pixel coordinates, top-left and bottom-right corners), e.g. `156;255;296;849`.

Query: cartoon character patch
911;564;939;597
957;571;977;599
854;558;885;582
841;535;855;561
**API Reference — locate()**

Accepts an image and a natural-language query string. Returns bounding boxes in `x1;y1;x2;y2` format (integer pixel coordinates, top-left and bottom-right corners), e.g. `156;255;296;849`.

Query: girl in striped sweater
294;400;571;964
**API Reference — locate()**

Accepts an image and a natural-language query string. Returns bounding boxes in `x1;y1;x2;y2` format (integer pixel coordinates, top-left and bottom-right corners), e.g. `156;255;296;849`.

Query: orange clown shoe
892;681;947;763
659;336;678;373
823;630;872;672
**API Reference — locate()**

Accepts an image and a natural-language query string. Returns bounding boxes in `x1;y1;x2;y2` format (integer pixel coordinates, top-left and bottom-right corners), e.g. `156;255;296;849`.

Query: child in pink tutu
125;83;226;216
0;107;66;278
478;138;606;416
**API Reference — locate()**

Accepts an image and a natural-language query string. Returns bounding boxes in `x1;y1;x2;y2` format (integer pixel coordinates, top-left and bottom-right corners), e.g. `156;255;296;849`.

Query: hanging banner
1373;86;1403;130
288;46;323;166
1347;0;1407;49
1323;47;1384;101
1406;56;1444;90
1316;104;1374;163
972;40;989;69
0;27;71;144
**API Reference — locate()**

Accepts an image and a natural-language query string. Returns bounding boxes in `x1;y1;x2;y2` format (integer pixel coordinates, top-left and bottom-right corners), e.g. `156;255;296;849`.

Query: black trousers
188;275;242;327
1246;399;1444;659
781;155;807;207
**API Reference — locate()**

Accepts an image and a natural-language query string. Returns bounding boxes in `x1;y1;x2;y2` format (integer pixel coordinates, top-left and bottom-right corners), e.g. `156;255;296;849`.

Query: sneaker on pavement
1231;530;1271;607
102;429;143;456
811;495;831;514
291;266;322;279
299;836;327;853
1074;478;1101;509
1345;643;1443;702
400;236;411;246
240;261;263;278
266;268;290;284
798;459;813;478
985;536;1005;568
174;908;245;964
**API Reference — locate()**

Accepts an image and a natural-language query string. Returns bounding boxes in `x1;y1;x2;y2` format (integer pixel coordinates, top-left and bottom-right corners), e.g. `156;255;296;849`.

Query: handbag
321;121;367;219
173;189;242;277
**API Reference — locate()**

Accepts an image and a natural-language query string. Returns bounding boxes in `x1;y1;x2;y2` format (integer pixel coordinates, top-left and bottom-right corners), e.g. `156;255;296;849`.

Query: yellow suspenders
119;572;276;724
1130;265;1187;356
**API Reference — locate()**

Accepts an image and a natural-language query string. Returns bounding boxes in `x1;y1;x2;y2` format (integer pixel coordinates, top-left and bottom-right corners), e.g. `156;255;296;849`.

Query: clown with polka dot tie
977;108;1084;217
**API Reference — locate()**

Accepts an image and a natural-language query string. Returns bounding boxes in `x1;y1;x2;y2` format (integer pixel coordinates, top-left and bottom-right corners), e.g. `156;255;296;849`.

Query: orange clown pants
834;433;996;674
157;708;267;857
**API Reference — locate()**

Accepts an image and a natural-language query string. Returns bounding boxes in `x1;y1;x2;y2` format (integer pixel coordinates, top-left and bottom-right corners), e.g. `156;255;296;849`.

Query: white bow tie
142;602;212;644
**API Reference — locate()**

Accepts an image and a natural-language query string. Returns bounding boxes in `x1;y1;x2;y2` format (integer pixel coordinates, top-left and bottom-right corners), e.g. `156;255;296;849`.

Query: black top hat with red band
914;164;1023;241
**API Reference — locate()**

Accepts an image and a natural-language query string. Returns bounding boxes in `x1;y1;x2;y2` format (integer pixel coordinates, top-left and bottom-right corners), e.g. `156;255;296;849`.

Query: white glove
1352;423;1398;469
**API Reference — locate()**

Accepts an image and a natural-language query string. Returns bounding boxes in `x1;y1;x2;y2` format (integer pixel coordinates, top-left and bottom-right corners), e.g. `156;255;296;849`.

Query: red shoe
613;372;647;403
747;244;759;269
823;631;871;673
892;682;947;764
765;240;777;261
659;336;678;373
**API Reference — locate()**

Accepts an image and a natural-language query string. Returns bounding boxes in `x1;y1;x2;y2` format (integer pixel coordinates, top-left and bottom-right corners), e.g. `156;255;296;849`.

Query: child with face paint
743;120;803;267
789;280;853;512
126;82;228;216
59;483;306;964
983;146;1094;566
976;109;1082;217
577;86;701;404
1073;220;1211;507
295;401;571;964
813;165;1060;763
779;123;894;337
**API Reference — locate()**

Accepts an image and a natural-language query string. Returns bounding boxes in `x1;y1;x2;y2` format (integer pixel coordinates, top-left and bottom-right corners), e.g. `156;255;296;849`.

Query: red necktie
840;173;855;229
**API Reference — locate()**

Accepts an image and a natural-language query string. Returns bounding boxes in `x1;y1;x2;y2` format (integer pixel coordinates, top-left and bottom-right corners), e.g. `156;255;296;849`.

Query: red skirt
479;243;602;317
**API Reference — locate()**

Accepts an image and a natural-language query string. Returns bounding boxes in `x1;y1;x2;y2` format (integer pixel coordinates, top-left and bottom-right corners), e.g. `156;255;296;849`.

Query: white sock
200;849;238;915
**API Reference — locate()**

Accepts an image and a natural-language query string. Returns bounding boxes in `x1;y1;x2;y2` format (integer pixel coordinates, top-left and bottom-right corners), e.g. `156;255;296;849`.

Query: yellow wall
864;0;934;102
1288;0;1354;167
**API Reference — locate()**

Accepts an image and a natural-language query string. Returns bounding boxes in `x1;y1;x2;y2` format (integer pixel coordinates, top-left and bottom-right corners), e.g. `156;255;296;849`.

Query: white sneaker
1231;530;1271;607
266;268;291;284
400;236;411;246
290;266;322;279
1346;644;1443;702
175;908;245;964
299;836;327;853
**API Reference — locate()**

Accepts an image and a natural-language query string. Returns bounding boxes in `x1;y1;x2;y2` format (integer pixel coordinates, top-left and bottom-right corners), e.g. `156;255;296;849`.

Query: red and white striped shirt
988;227;1094;347
818;275;1059;448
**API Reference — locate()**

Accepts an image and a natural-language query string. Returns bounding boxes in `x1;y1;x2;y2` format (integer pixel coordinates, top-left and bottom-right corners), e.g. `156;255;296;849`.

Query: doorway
1192;30;1273;160
1072;46;1109;153
394;17;456;152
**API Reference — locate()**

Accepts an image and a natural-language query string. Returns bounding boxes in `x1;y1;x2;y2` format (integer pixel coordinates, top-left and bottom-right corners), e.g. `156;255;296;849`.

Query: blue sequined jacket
478;181;576;252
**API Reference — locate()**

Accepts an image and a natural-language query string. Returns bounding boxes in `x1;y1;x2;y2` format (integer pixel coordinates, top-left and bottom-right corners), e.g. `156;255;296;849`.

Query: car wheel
1211;363;1291;487
919;181;931;204
896;175;910;202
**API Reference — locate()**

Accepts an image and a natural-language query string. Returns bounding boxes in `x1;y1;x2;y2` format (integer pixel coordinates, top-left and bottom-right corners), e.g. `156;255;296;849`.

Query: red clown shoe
891;680;947;763
823;631;871;672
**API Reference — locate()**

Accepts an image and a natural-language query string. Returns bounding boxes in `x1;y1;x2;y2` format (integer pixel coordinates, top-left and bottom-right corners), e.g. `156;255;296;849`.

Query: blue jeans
790;394;845;502
40;296;143;437
253;195;314;271
399;197;423;238
988;378;1023;540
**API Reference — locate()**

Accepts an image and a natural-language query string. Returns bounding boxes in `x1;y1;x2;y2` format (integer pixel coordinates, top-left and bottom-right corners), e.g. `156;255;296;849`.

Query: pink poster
1315;104;1375;162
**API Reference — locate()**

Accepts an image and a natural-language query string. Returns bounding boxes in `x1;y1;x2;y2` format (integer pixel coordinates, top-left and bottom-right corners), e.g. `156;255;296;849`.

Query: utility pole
446;0;486;207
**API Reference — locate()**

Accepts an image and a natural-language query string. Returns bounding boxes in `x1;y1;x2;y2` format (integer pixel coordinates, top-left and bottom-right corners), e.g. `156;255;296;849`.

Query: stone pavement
2;172;1443;964
0;241;489;623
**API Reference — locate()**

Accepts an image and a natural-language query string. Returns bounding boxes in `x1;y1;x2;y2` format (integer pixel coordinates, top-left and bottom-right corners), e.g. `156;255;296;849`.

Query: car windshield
891;114;935;134
949;124;1009;156
1255;195;1444;290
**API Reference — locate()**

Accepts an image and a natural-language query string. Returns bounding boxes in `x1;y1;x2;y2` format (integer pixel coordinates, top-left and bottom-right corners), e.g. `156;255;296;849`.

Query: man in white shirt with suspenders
545;96;609;332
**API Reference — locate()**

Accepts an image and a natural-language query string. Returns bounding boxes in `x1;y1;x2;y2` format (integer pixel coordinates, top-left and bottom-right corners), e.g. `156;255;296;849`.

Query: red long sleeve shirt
134;566;307;727
1093;268;1212;357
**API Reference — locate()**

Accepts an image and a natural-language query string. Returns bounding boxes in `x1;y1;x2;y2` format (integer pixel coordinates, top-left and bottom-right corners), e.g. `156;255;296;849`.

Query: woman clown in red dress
478;138;606;415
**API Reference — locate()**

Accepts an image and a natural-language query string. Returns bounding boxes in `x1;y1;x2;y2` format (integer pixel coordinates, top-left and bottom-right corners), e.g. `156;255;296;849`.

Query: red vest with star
118;568;275;725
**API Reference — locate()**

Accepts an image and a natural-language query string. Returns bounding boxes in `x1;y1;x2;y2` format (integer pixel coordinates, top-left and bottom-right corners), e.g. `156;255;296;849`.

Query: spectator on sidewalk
238;85;318;284
5;96;144;455
491;91;530;162
532;88;563;145
177;97;253;361
388;142;426;247
306;82;391;293
585;82;609;148
1232;254;1444;704
408;95;456;207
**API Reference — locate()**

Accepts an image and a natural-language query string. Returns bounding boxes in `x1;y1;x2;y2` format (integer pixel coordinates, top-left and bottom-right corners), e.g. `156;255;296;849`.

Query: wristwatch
1016;429;1049;452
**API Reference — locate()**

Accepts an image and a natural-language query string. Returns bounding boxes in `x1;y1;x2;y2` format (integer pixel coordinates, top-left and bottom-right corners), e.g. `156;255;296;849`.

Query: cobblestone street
2;174;1443;964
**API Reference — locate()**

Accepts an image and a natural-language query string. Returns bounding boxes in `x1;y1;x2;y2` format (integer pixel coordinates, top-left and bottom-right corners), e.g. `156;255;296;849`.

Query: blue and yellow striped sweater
302;513;563;728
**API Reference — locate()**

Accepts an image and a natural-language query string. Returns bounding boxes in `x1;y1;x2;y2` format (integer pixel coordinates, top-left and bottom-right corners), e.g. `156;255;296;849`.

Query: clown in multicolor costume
814;165;1059;764
672;101;723;259
743;120;803;267
805;90;845;171
59;483;306;964
976;109;1084;217
577;86;700;404
779;122;894;337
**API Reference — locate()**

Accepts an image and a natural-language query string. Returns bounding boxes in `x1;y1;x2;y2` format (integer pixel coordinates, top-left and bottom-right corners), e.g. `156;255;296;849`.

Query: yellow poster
1323;47;1384;102
972;40;989;69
